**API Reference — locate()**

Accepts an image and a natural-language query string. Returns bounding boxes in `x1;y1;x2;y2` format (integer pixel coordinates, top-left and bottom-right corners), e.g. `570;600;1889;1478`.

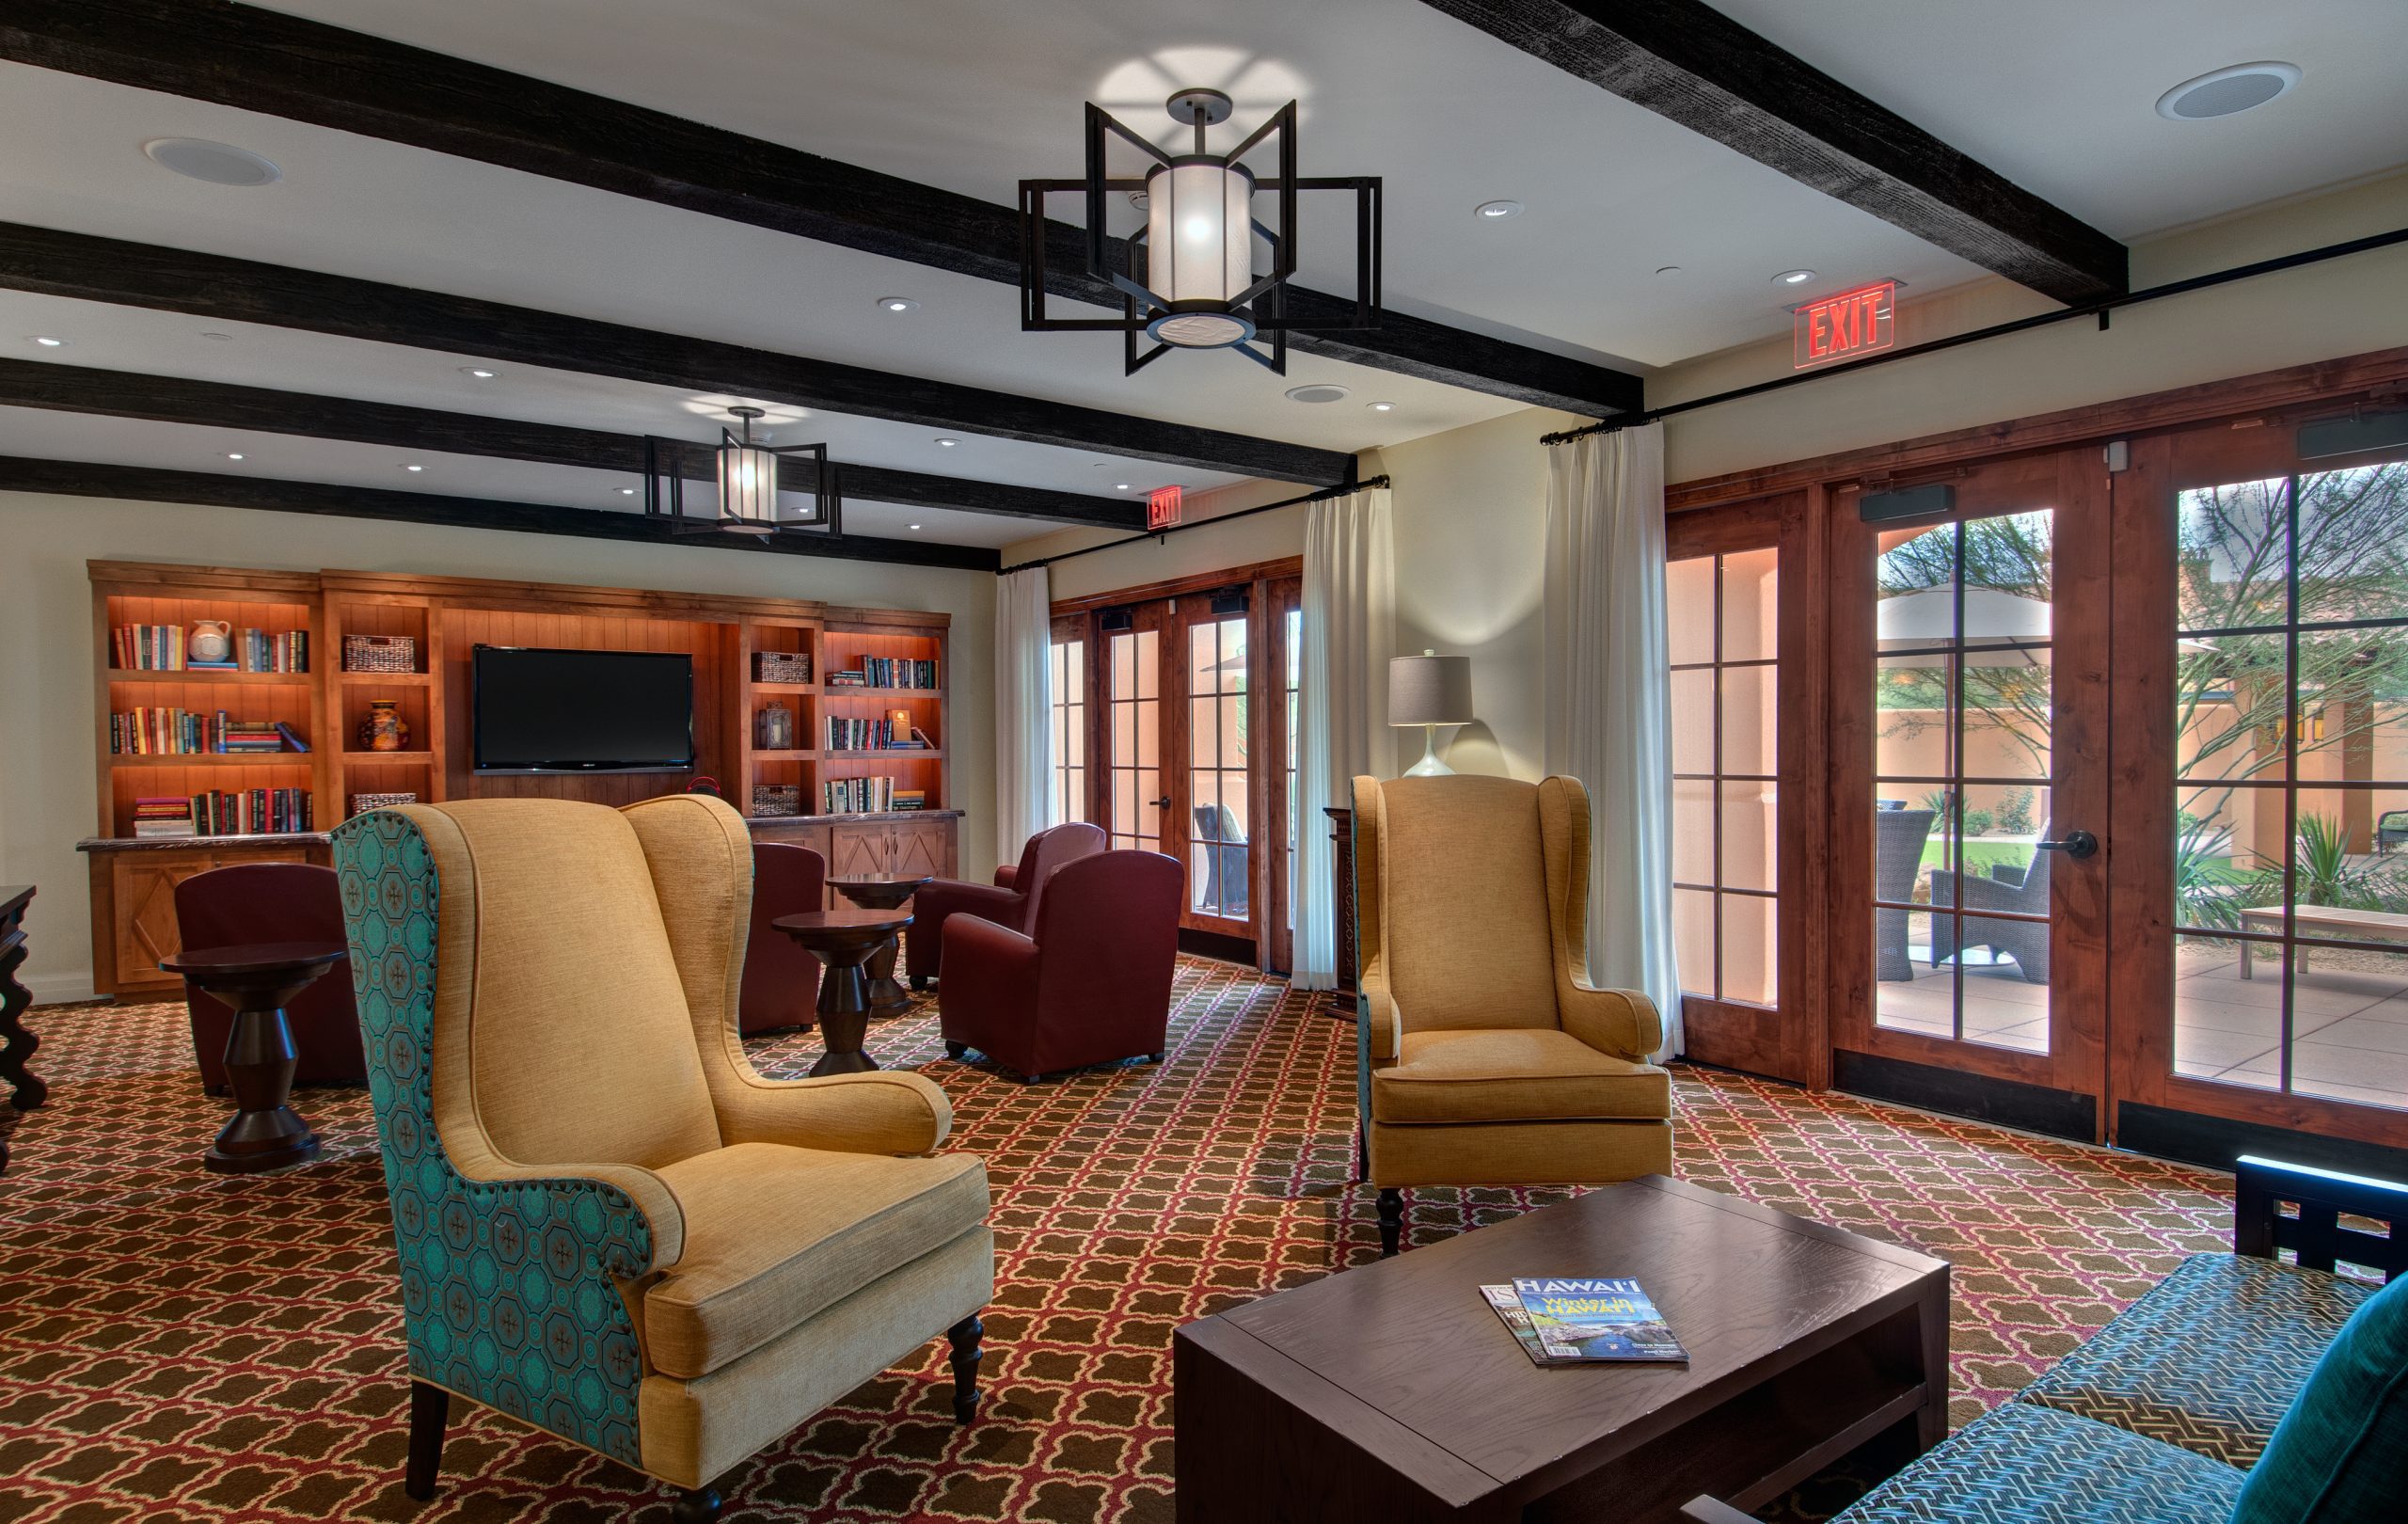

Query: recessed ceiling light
877;295;920;313
459;366;498;379
199;331;234;341
225;452;245;461
28;336;64;347
1655;265;1683;277
2158;62;2301;120
402;464;424;472
143;137;281;187
1773;268;1816;285
909;523;923;531
1474;199;1524;220
1284;383;1350;404
934;437;958;447
1116;483;1133;491
1367;401;1395;412
618;486;637;495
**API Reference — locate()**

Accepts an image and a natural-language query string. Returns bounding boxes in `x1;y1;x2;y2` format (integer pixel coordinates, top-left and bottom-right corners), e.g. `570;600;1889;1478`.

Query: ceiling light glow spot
935;437;959;448
1368;401;1395;412
460;367;498;378
1474;199;1524;220
403;464;424;472
29;336;63;347
618;487;636;495
1774;268;1816;285
878;296;920;313
225;452;244;461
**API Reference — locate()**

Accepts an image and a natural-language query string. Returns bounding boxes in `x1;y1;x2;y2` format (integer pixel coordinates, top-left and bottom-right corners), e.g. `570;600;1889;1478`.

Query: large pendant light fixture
642;406;840;536
1020;87;1382;374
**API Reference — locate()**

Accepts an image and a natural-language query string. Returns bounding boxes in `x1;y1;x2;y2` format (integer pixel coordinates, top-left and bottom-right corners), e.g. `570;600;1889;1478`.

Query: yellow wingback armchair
332;795;991;1521
1352;773;1673;1254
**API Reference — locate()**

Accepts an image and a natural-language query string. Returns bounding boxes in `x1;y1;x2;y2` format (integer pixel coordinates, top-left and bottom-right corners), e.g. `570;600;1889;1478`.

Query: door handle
1150;796;1172;809
2034;830;2099;859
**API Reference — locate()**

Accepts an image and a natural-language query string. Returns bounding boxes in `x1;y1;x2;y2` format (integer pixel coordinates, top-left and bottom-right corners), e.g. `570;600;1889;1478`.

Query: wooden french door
1829;446;2115;1136
2105;419;2408;1163
1074;565;1302;964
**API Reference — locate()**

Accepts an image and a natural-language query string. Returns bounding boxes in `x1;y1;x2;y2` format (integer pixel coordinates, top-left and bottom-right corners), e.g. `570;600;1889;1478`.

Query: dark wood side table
771;910;913;1077
828;875;933;1018
1176;1175;1950;1524
0;884;40;1176
159;941;345;1175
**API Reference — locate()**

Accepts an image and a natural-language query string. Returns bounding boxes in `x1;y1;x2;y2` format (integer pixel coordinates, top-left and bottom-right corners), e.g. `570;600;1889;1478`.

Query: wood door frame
1826;447;2112;1133
2105;424;2408;1155
1665;493;1828;1087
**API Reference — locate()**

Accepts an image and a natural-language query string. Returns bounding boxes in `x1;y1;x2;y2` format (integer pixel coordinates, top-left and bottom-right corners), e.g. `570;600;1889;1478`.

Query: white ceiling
2;0;2401;554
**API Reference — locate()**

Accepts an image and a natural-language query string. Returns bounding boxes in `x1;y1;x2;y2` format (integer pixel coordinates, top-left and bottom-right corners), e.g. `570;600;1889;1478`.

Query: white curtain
1544;425;1683;1058
993;566;1054;866
1294;484;1395;991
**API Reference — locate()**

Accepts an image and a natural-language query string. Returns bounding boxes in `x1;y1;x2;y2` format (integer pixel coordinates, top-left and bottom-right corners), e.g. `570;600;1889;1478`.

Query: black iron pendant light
1020;87;1382;374
642;406;840;536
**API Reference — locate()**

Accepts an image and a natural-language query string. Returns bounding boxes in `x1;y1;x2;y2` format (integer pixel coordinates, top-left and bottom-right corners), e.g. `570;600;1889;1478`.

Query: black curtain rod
1541;224;2408;446
998;474;1391;576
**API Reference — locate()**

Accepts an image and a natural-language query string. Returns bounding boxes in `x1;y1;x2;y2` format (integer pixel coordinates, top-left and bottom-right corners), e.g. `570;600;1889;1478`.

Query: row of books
1481;1278;1687;1367
134;789;317;838
109;709;309;755
823;718;934;751
820;777;927;814
825;657;938;690
112;626;310;673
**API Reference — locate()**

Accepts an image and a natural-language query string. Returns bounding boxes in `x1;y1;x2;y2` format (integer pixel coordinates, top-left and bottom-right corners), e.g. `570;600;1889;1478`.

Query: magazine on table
1482;1278;1687;1364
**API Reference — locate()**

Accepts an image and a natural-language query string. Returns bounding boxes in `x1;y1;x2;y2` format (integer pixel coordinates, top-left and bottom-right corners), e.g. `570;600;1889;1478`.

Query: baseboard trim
24;971;100;1007
1833;1049;2098;1141
2116;1101;2408;1181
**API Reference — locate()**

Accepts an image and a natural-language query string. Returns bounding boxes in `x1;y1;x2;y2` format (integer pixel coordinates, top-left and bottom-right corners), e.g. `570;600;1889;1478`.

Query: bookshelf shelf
746;680;821;695
338;671;435;687
106;668;312;686
822;749;945;761
108;752;313;767
338;750;436;764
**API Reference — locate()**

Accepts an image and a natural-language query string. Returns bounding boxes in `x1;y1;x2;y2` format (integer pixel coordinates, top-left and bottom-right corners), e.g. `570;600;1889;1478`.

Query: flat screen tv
471;644;694;773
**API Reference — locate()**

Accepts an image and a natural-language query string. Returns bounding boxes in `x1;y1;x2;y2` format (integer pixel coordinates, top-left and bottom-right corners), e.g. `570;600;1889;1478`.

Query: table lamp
1389;650;1473;777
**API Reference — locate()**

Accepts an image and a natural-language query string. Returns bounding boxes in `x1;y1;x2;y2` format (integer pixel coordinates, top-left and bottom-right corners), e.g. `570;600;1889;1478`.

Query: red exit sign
1148;484;1183;531
1793;280;1896;369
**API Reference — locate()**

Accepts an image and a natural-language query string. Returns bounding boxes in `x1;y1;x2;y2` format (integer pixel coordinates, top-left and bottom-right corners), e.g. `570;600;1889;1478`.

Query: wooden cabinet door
893;820;950;880
829;823;895;881
113;849;216;990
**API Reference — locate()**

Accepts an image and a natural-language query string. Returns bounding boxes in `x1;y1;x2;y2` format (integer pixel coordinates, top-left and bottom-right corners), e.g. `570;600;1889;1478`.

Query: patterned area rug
0;957;2232;1523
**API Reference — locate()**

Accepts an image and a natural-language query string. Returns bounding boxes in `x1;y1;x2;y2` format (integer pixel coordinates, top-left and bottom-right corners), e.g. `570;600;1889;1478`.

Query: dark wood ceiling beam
0;455;1001;570
0;357;1146;530
0;222;1351;487
1415;0;2128;304
0;0;1644;418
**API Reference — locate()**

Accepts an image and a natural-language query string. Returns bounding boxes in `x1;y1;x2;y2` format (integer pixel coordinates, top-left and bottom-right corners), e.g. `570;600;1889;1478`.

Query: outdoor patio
1873;940;2408;1111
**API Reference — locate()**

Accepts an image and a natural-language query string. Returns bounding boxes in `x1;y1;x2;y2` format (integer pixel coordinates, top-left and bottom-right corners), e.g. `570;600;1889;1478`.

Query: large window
1048;627;1085;824
2172;461;2408;1111
1669;548;1779;1007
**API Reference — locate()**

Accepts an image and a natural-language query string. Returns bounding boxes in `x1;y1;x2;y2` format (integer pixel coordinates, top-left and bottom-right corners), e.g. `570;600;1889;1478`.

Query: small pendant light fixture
1020;87;1382;374
642;406;840;537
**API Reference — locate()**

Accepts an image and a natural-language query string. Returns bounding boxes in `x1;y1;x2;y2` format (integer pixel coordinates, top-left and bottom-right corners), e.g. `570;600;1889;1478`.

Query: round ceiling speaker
2155;62;2301;120
1283;384;1351;405
143;137;282;185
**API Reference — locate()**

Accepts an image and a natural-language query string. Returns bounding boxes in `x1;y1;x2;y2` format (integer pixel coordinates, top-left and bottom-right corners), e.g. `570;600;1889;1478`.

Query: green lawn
1922;840;2036;878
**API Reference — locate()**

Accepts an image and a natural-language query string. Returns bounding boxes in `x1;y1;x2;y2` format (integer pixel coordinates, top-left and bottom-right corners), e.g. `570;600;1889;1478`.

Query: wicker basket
751;785;801;818
350;791;419;818
343;634;418;674
753;650;813;684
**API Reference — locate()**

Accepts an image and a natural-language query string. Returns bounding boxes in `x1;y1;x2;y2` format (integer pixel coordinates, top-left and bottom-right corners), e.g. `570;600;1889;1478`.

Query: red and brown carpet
0;957;2231;1522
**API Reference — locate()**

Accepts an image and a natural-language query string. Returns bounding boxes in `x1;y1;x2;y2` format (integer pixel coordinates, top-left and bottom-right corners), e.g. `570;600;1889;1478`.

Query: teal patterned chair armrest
334;809;659;1469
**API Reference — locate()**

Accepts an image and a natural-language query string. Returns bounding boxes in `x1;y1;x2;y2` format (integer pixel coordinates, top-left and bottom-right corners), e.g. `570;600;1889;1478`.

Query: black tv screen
472;645;694;773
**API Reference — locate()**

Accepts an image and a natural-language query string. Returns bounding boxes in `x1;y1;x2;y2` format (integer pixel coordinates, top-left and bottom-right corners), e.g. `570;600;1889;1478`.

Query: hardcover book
1512;1278;1688;1363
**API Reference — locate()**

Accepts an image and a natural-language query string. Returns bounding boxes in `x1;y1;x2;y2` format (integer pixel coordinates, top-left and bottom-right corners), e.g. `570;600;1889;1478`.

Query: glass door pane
1669;548;1780;1008
1185;611;1251;929
1049;631;1086;824
2171;459;2408;1112
1103;622;1162;854
1873;510;2058;1055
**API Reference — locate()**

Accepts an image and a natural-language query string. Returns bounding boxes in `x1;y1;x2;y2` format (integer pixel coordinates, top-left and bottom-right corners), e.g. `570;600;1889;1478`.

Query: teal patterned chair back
334;807;655;1466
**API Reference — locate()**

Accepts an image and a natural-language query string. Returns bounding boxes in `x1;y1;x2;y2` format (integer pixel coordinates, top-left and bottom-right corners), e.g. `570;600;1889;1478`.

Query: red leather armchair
174;863;368;1092
910;821;1103;990
938;849;1181;1083
740;841;827;1033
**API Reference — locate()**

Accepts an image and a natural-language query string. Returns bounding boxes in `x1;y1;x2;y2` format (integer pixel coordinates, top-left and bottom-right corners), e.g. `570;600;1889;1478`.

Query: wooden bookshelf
82;561;960;997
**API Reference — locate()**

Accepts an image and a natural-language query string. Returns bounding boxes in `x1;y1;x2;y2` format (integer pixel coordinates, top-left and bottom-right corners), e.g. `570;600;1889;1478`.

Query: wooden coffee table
1175;1175;1949;1524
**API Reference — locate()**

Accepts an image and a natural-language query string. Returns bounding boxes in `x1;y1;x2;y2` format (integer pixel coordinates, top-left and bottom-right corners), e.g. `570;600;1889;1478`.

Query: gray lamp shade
1389;651;1473;726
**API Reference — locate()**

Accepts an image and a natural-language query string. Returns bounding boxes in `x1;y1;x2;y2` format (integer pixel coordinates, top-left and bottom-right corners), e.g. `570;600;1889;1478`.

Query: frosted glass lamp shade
1144;158;1257;348
1388;653;1473;726
717;440;779;534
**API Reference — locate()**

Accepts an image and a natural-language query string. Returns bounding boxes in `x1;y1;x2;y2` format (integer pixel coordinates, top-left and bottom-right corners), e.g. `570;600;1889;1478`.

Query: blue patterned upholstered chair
334;794;991;1521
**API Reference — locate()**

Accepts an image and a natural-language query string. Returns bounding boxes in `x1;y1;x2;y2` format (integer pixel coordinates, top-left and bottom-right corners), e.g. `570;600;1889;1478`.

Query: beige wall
0;492;999;1000
1000;173;2408;811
